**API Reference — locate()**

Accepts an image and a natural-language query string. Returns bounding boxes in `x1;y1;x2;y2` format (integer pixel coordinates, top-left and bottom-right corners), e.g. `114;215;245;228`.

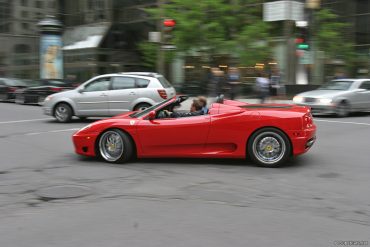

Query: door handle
100;93;107;96
129;92;136;95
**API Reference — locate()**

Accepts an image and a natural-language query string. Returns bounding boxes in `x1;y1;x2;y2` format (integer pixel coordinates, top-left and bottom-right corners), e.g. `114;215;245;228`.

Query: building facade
0;0;59;78
0;0;369;82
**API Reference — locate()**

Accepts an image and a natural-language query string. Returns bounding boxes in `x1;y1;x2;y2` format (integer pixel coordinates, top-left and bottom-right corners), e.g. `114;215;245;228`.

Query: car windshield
319;80;353;90
130;98;173;118
7;79;27;86
45;80;68;86
26;80;44;87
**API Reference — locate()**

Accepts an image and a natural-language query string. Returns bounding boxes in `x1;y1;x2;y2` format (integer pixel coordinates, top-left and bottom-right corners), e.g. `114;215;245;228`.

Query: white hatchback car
43;72;176;122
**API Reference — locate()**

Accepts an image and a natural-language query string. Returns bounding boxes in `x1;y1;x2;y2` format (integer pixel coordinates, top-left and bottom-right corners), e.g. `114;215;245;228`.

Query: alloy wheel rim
252;132;286;165
55;106;68;121
99;131;124;162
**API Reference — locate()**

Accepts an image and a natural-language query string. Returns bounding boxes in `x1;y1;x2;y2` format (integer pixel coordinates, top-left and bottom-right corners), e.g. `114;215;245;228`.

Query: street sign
263;1;304;22
299;50;313;64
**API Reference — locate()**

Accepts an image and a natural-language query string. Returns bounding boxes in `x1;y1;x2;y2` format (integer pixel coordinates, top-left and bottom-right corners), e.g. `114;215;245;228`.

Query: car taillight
303;112;313;129
8;87;17;92
50;87;62;92
157;89;167;99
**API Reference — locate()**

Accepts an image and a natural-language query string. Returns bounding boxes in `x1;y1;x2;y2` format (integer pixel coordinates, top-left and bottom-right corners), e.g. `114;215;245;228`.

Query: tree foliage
314;8;355;66
146;0;272;66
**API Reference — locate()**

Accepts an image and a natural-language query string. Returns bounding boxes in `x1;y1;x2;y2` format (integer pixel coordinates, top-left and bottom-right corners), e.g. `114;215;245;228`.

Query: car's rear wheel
335;101;350;117
134;103;151;111
54;103;73;123
98;129;134;163
248;128;291;167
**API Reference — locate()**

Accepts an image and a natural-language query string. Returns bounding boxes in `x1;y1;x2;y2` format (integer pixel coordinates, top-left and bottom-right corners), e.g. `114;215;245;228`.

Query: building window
35;1;42;8
22;22;29;30
21;0;28;6
35;12;43;19
21;11;28;18
14;44;31;54
49;0;55;8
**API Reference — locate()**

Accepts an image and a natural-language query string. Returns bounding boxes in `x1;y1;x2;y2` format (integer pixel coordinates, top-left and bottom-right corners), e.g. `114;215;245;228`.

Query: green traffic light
297;43;309;49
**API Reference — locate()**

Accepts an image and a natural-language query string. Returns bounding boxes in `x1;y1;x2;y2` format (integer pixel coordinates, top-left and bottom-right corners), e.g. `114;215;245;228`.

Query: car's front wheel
54;103;73;123
248;128;291;167
98;129;134;163
335;101;350;117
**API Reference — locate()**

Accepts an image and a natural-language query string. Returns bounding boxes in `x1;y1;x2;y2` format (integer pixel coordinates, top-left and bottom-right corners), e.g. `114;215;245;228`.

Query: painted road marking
25;128;80;136
314;119;370;126
0;118;53;125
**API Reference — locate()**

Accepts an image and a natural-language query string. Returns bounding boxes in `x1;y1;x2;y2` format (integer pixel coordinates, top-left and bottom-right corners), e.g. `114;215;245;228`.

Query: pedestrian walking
269;67;282;100
227;67;241;100
255;72;270;104
208;67;225;97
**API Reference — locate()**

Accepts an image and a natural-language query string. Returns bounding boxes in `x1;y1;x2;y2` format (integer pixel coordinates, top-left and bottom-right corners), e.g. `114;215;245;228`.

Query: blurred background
0;0;369;96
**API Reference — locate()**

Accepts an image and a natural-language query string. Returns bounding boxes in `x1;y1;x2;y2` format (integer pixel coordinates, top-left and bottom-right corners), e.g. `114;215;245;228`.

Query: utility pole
306;0;321;84
284;0;294;84
156;0;165;75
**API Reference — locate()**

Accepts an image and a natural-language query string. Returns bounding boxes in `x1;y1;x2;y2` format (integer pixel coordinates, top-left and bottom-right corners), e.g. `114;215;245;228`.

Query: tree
146;0;272;66
314;8;355;72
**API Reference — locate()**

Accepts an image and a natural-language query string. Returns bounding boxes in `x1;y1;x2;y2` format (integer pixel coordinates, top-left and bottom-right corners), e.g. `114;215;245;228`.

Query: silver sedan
293;79;370;117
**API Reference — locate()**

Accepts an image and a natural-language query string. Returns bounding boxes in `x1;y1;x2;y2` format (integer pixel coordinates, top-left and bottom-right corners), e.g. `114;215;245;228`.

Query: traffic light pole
156;0;165;75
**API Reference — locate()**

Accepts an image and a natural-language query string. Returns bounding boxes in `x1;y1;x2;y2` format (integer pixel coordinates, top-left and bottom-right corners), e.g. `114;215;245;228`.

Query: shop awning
63;22;111;50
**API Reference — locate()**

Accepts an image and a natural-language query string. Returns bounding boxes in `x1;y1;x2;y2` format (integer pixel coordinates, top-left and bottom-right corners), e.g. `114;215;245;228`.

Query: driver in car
164;99;204;118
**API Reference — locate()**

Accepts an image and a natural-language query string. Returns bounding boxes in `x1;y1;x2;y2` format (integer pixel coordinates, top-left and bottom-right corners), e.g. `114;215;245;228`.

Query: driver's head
197;96;207;107
190;99;203;112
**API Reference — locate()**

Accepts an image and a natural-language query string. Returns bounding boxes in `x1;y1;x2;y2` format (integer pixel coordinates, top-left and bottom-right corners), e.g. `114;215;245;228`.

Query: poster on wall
40;34;63;79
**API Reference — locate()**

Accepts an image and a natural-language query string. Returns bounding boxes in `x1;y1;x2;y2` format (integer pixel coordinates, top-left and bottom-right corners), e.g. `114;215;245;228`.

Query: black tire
247;127;291;167
15;94;26;104
54;103;73;123
134;103;151;111
335;101;350;117
97;129;134;164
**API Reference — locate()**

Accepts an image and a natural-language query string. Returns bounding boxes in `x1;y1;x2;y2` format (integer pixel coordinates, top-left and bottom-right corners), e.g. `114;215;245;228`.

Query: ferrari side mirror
148;110;156;120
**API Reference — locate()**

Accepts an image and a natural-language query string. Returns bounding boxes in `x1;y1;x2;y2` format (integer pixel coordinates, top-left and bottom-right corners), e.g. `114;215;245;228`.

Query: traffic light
295;27;310;50
163;19;176;44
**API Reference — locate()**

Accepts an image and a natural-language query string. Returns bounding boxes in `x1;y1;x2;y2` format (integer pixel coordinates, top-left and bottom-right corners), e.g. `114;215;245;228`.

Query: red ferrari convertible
73;95;316;167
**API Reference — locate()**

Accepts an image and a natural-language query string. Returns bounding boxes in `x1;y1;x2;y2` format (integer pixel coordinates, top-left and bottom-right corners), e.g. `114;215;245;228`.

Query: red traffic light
295;38;304;43
163;19;176;28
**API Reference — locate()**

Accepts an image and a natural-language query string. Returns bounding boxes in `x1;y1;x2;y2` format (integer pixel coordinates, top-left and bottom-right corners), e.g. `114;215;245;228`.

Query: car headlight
44;95;53;101
318;98;332;105
293;96;304;103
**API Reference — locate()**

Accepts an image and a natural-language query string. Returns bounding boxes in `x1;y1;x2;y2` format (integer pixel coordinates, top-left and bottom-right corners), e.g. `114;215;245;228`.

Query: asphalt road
0;102;370;247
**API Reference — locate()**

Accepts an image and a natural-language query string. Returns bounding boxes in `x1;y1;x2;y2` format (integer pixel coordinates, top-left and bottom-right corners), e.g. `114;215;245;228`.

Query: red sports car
72;95;316;167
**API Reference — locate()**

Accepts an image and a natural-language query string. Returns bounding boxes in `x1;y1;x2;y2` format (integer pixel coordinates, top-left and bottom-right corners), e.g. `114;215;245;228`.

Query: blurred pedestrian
208;67;225;97
269;67;282;100
255;72;270;104
227;67;241;100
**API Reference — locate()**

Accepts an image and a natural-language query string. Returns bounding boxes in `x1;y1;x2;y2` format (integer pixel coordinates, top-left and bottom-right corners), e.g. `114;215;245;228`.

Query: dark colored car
0;78;28;102
15;79;75;105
